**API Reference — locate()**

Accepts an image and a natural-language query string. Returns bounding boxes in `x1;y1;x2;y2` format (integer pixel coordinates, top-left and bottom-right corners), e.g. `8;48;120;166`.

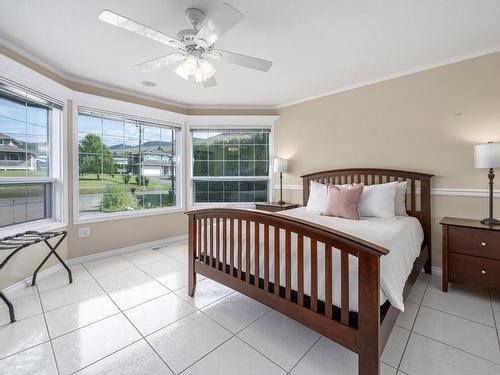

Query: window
77;108;181;218
191;129;271;204
0;79;63;228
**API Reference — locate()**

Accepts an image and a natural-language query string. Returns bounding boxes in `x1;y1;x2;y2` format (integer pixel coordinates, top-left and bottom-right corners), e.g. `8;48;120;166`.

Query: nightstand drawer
449;253;500;290
449;226;500;260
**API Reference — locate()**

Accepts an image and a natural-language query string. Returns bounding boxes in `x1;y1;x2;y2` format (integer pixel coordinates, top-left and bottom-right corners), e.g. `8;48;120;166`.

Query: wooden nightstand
255;202;300;212
440;217;500;292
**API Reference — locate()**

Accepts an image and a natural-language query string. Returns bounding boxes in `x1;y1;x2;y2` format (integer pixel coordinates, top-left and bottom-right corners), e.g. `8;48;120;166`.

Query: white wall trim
1;235;188;296
66;234;188;265
274;184;500;198
430;267;443;277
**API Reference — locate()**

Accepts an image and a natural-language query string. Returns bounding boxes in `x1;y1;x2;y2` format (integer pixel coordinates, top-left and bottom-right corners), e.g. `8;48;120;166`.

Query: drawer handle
481;269;487;275
481;242;487;247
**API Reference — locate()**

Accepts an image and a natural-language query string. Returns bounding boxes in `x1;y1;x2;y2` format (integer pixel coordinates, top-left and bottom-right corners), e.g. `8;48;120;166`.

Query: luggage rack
0;230;70;323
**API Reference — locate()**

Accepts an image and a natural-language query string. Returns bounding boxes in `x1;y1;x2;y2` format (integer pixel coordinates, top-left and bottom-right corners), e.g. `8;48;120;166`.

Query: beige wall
2;46;500;291
274;52;500;268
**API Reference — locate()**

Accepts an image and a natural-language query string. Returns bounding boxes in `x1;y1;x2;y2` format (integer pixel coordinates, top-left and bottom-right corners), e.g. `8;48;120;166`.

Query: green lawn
79;174;172;194
0;170;46;177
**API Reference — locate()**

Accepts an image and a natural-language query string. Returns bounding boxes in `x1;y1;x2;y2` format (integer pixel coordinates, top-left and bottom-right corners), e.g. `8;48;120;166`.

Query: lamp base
481;217;500;226
277;200;286;205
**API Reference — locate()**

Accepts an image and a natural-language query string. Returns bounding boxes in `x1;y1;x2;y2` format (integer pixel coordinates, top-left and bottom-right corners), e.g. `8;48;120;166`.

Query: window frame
72;94;186;225
0;59;69;237
186;117;278;209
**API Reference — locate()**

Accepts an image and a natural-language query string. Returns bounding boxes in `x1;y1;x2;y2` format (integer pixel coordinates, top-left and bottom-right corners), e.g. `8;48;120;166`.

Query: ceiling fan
98;3;272;87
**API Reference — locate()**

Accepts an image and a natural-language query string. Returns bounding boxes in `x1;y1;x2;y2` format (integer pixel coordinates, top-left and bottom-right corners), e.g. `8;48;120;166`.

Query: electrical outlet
79;227;90;238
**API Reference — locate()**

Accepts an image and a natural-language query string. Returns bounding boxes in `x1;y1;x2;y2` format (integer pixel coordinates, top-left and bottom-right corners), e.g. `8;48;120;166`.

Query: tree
79;133;115;179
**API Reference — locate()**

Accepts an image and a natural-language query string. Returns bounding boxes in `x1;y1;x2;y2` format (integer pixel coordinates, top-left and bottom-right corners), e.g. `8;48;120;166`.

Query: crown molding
0;38;277;112
277;44;500;109
3;36;500;111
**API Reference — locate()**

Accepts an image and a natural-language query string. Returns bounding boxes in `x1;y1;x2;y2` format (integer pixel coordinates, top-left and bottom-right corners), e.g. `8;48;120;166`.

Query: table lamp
474;142;500;225
274;158;288;205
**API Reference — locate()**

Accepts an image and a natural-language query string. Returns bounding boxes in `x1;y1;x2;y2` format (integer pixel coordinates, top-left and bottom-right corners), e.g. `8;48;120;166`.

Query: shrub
135;175;150;186
102;185;139;212
123;174;131;184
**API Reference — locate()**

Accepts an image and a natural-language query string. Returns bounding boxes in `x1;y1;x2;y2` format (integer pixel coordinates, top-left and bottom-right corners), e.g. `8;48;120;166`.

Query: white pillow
306;181;328;212
395;181;408;216
306;181;350;212
358;181;398;219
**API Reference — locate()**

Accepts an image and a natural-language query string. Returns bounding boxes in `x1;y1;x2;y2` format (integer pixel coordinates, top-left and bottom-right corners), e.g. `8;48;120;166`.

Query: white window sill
0;219;67;239
74;206;185;225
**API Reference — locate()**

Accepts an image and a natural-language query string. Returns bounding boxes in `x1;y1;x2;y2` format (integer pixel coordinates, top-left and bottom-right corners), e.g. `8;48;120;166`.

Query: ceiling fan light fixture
175;56;216;83
175;63;189;80
199;59;216;78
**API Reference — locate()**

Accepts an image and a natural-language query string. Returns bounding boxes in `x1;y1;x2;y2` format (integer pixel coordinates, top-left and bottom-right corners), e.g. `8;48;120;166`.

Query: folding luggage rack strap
0;230;70;323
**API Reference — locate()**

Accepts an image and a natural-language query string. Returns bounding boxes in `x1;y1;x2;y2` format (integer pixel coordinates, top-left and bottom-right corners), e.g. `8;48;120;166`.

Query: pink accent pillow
322;184;364;220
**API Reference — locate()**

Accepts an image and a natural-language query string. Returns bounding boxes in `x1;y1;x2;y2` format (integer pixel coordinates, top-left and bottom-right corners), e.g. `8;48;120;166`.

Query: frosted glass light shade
474;142;500;169
274;158;288;173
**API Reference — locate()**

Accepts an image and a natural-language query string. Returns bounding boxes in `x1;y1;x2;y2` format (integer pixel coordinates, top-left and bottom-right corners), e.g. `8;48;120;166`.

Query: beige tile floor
0;241;499;374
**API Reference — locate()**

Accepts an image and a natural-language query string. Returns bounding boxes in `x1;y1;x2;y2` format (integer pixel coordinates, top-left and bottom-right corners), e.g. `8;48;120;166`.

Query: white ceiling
1;0;500;108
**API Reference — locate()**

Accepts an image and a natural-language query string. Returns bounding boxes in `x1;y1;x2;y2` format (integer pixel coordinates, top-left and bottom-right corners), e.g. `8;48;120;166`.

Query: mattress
203;207;424;312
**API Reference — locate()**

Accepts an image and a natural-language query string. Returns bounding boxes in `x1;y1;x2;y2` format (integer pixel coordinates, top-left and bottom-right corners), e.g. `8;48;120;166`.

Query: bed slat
229;219;234;275
325;245;333;319
264;224;270;291
203;218;208;265
311;239;318;312
341;252;349;325
246;221;251;283
285;230;292;301
238;219;242;280
222;218;227;272
254;223;260;287
209;218;214;266
215;218;220;268
297;233;304;306
274;226;280;296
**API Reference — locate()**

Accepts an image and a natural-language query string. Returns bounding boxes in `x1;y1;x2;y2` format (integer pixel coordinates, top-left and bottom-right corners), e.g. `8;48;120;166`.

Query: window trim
186;118;278;209
0;59;69;237
72;94;186;225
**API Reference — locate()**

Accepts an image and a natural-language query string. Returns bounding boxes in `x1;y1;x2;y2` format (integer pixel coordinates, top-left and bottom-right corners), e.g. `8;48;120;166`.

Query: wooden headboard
301;168;434;251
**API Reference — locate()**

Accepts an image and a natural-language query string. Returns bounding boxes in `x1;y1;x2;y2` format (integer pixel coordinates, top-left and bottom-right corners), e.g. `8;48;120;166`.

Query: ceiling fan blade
203;76;217;88
195;3;243;48
134;53;186;73
99;10;184;50
207;50;272;72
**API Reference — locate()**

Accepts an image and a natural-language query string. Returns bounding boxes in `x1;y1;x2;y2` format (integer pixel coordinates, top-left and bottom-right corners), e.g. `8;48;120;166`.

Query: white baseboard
1;263;66;296
1;234;187;296
66;234;187;266
430;266;442;276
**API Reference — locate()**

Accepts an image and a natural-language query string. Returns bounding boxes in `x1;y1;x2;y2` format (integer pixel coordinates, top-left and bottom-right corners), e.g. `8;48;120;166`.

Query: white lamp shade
274;158;288;173
474;143;500;169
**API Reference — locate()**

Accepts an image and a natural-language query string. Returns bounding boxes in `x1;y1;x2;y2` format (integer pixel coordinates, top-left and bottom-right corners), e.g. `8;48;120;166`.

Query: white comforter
204;208;423;312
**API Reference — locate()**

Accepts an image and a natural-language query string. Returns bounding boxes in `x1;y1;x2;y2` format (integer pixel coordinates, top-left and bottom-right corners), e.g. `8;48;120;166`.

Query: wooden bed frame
186;168;433;375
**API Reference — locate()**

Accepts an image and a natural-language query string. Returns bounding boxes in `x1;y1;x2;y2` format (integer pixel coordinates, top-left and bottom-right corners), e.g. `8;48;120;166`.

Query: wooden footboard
186;208;388;375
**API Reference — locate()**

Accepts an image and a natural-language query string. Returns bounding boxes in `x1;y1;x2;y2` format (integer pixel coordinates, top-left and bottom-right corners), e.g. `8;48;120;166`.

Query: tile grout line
287;335;322;374
67;338;145;375
35;282;62;375
396;272;431;371
488;291;500;351
0;243;187;365
81;262;177;375
410;303;497;329
410;330;500;367
403;277;500;368
177;308;291;374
